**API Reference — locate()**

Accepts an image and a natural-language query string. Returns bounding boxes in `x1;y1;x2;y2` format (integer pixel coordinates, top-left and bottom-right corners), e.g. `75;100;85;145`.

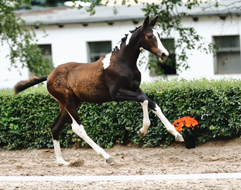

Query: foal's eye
147;35;153;39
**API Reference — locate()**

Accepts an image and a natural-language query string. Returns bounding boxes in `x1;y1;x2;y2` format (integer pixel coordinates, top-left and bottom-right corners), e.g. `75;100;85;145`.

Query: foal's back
47;57;112;103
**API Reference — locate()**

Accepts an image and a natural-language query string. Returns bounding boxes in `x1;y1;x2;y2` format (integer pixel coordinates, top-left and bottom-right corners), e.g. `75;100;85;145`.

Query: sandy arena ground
0;138;241;189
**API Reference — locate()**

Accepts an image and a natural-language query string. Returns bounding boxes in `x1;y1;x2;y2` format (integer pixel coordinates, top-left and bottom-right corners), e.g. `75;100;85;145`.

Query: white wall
178;16;241;80
0;44;29;89
0;20;139;88
35;21;141;65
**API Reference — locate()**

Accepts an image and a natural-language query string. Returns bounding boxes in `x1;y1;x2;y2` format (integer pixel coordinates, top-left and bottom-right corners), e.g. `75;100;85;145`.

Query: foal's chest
128;67;141;91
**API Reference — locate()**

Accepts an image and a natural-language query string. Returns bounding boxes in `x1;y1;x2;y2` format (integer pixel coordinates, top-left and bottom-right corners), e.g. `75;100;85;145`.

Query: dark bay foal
14;16;184;166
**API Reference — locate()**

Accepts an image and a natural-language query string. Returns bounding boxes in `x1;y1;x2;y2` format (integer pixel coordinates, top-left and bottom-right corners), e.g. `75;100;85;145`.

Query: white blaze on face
102;53;112;69
152;29;169;57
125;32;132;46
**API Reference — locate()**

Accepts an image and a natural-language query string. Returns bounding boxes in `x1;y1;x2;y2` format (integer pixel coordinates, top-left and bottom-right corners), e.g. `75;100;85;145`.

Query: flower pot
184;135;196;149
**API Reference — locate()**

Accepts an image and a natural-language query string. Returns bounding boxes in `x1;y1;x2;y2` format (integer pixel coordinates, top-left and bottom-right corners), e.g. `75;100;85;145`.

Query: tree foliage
0;0;51;76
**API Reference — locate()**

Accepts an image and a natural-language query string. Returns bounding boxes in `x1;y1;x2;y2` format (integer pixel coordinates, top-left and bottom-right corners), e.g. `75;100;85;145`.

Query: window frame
87;41;112;63
213;35;241;75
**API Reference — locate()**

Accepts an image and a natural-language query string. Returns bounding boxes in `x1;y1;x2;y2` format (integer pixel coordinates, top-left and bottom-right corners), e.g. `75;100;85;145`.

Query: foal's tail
14;76;48;95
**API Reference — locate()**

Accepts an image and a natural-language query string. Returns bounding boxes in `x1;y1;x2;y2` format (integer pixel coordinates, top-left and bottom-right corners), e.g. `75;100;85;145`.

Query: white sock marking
67;111;111;161
53;140;69;166
125;32;132;46
152;105;183;141
102;53;112;69
139;100;151;135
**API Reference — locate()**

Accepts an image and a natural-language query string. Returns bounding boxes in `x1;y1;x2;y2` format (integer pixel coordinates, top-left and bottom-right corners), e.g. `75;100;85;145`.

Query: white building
0;0;241;89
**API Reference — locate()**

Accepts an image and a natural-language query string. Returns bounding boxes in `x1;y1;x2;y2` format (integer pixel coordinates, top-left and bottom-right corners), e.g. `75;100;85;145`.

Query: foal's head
140;16;169;62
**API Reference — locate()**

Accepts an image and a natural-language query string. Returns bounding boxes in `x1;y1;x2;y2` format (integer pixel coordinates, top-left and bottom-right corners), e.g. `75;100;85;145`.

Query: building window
214;35;241;74
149;38;176;76
31;0;65;6
87;41;112;62
29;44;53;78
30;0;100;7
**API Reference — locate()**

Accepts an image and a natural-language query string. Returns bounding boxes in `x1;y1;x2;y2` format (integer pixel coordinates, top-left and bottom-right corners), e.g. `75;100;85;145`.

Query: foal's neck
121;29;141;68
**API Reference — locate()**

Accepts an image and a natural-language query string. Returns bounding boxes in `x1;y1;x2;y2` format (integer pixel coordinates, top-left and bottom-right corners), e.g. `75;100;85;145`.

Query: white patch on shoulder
125;32;132;46
102;53;112;69
152;29;169;56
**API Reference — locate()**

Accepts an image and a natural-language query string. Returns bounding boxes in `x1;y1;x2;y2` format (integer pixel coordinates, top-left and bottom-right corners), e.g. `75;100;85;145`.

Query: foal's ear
143;16;150;28
150;16;158;26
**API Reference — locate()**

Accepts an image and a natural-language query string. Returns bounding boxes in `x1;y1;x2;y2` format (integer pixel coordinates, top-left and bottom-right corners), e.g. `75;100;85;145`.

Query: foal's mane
112;25;142;52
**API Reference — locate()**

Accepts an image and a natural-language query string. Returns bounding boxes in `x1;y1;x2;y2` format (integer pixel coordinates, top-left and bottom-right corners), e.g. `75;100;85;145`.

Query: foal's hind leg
65;106;114;163
50;108;70;166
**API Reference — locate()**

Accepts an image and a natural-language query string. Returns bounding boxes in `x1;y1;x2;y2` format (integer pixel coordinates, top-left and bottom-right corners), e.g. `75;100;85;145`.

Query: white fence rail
1;173;241;181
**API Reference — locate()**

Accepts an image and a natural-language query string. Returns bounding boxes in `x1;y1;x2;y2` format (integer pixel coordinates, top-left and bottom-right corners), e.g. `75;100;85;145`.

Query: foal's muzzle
158;52;169;62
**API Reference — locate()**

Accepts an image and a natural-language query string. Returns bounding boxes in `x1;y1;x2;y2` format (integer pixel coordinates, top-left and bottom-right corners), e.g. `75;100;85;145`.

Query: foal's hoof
57;162;70;166
106;157;114;164
175;134;184;142
138;130;145;138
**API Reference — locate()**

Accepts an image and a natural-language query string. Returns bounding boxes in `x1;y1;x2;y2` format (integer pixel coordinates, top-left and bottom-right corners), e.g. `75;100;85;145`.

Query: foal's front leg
138;100;151;138
111;88;184;142
147;98;184;142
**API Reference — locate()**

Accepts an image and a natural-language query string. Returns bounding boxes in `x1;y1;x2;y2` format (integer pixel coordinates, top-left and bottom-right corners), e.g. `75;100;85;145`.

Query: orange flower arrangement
172;116;199;138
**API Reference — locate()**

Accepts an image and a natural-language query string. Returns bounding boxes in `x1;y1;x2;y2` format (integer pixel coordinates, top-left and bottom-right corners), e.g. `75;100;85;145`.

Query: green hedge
1;78;241;150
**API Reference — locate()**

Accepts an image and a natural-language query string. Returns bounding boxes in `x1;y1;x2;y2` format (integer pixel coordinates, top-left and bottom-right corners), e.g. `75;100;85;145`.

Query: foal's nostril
162;53;167;58
158;52;169;62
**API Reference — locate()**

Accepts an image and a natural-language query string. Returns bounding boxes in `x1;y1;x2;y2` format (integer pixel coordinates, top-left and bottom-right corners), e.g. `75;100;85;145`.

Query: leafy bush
1;79;241;150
